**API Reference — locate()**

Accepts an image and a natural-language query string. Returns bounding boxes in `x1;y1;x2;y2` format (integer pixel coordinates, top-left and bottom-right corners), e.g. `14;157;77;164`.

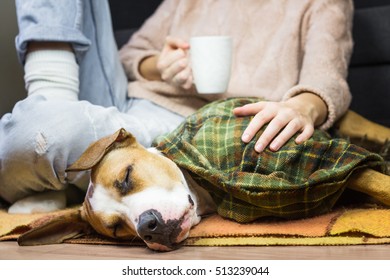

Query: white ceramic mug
190;36;232;94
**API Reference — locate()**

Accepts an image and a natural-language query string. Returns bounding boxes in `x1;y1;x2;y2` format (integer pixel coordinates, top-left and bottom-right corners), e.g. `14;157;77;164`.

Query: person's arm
119;0;180;82
139;37;192;90
234;92;327;152
282;0;354;130
234;0;353;152
119;0;193;90
139;55;161;81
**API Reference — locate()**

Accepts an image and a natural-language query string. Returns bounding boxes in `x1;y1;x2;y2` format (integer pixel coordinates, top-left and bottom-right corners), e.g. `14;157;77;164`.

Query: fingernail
270;142;280;151
295;138;303;145
255;143;264;153
242;133;251;142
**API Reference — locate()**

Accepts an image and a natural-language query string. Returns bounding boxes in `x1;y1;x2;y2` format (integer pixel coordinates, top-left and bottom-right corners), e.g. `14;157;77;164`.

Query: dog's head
18;129;201;251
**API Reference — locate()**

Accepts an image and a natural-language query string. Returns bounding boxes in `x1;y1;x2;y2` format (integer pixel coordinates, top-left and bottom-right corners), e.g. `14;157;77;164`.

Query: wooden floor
1;241;390;260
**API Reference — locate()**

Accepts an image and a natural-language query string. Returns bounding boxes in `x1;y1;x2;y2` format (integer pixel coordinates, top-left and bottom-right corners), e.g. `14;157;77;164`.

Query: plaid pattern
153;98;387;222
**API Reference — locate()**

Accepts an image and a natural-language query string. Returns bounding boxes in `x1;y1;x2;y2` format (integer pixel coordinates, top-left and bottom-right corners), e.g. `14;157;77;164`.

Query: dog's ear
17;208;92;246
66;128;137;172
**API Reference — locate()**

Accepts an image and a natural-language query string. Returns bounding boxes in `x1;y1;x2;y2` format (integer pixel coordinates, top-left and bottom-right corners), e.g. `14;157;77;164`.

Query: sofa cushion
348;4;390;127
109;0;162;31
350;5;390;66
348;65;390;127
354;0;390;9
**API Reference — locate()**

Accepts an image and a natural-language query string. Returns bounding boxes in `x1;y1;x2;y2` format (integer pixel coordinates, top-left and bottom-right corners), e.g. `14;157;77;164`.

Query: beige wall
0;1;25;116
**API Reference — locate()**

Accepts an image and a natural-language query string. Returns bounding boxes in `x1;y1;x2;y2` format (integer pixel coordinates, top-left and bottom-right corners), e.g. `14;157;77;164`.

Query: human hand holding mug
157;36;193;90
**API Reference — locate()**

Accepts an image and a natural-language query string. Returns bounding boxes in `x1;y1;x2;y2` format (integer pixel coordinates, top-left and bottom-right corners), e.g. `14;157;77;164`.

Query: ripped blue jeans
0;0;184;203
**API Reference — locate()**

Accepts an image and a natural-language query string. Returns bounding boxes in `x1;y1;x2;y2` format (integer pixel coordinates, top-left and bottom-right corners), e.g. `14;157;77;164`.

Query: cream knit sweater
119;0;354;130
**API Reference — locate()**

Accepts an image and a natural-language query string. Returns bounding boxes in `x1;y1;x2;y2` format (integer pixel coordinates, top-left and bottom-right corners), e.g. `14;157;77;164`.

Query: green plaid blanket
153;98;386;222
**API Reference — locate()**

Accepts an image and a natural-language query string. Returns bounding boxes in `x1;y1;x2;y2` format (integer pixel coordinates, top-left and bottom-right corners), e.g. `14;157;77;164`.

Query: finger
161;56;189;82
295;124;315;144
269;119;303;151
241;109;274;143
165;36;190;50
182;72;193;89
158;49;187;73
172;65;192;86
255;116;289;152
233;102;267;116
179;67;193;89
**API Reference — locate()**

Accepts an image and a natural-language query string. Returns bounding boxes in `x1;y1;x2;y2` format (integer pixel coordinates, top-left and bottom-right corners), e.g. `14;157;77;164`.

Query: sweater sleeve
119;0;180;82
283;0;354;130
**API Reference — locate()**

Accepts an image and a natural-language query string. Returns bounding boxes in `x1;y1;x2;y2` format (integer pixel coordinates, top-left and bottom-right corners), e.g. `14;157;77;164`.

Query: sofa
348;0;390;127
108;0;390;128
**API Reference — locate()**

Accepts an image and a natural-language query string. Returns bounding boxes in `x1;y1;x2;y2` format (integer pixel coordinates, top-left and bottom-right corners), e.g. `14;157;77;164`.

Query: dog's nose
137;209;182;248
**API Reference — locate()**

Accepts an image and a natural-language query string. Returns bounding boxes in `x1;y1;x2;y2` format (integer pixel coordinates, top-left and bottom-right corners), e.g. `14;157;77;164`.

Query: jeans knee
0;97;87;202
34;131;49;155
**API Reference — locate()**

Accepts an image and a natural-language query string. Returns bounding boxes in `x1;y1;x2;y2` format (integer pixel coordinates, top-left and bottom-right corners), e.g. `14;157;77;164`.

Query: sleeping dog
16;128;216;251
11;110;390;251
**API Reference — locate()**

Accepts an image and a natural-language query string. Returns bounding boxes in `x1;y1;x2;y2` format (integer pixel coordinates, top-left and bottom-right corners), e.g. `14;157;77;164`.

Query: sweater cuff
282;85;336;130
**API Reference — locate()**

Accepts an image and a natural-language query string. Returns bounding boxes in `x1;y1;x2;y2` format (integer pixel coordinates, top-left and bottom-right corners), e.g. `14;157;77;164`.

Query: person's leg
1;0;184;204
0;95;183;204
15;0;128;109
78;0;129;109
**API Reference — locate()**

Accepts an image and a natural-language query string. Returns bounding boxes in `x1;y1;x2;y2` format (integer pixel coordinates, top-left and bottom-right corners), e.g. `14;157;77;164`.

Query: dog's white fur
9;137;216;251
8;150;215;217
8;112;390;251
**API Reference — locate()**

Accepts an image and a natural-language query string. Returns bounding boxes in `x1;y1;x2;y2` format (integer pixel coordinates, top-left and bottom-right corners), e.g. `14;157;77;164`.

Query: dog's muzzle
137;209;184;250
137;209;183;249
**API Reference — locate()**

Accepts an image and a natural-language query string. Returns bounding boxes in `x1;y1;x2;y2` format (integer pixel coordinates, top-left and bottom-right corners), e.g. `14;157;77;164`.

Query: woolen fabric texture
153;98;386;222
120;0;354;130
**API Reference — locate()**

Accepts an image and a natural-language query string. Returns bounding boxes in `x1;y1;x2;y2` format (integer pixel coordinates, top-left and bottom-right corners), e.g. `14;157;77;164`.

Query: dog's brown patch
91;147;182;199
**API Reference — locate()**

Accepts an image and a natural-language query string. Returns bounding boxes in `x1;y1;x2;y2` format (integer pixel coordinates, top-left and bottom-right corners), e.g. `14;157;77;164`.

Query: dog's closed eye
114;165;133;195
